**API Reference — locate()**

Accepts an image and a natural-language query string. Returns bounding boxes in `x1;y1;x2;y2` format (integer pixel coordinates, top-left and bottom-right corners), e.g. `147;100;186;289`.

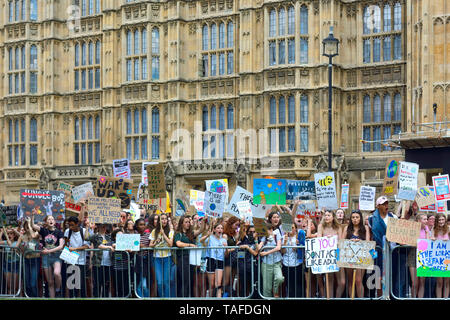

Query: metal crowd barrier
0;245;22;297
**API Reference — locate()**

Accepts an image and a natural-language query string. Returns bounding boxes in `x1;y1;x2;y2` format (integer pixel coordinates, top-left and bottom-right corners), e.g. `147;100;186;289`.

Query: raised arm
30;209;41;232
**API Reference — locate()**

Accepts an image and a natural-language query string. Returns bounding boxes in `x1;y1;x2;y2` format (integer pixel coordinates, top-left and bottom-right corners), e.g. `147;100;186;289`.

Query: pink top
419;226;429;239
436;232;450;241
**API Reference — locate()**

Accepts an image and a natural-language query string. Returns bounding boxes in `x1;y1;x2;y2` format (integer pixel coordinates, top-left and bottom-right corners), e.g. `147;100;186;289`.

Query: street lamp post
322;26;340;172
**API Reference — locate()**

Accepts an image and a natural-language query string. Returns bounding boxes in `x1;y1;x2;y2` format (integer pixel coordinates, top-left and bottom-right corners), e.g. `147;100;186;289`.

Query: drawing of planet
210;181;225;193
210;204;216;210
386;160;398;179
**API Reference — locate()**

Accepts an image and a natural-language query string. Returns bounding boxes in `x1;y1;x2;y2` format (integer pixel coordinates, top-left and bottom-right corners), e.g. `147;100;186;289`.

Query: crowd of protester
0;195;449;299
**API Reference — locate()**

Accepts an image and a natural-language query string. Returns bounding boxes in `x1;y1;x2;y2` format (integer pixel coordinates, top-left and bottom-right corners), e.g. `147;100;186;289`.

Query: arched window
288;6;295;35
88;42;94;65
227;104;234;129
29;0;37;20
300;5;308;34
270;97;276;124
152;108;160;133
134;29;139;54
9;120;13;142
9;1;13;22
81;42;86;65
75;43;80;66
269;9;276;37
383;94;391;121
373;94;381;122
373;6;381;33
278;96;286;124
394;3;402;31
363;95;371;123
127;31;132;55
202;106;208;131
29;118;37;141
95;41;101;64
141;108;147;133
384;5;391;31
210;23;217;50
288;95;295;123
81;117;86;140
142;28;147;54
15;0;20;21
210;105;217;130
300;96;308;123
88;116;93;139
30;45;37;69
8;48;13;70
74;117;80;140
219;105;225;130
21;0;25;20
219;22;225;48
202;24;209;50
15;47;20;69
126;110;132;134
394;93;401;121
363;7;371;34
227;22;233;48
151;28;160;79
278;8;286;35
134;109;140;133
95;115;100;139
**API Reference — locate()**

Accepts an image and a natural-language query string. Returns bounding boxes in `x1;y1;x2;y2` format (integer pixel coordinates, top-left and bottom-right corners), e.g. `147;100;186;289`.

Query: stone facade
0;0;448;210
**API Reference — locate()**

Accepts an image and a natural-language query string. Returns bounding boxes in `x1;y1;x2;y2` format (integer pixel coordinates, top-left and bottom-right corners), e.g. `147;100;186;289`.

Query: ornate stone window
74;39;101;91
125;27;149;81
74;115;101;164
201;103;234;159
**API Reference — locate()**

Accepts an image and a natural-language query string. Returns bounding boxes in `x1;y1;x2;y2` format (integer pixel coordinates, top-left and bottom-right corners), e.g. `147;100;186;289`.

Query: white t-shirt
64;228;90;265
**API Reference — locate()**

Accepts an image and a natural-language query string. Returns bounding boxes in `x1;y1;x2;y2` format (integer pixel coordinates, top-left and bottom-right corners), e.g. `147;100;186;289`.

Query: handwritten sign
228;186;272;219
94;176;133;209
417;239;450;277
386;217;421;247
314;172;338;210
0;206;19;227
204;191;226;218
236;201;253;223
206;179;229;204
305;236;339;274
141;162;158;185
20;189;65;223
286;180;316;201
432;174;450;202
415;186;436;209
87;197;121;224
337;240;376;270
295;201;317;219
57;182;81;214
420;186;437;212
340;184;349;209
113;158;131;179
59;247;80;265
382;158;402;195
146;163;166;199
280;211;293;233
253;179;287;205
359;186;376;211
190;190;205;212
253;217;269;237
397;162;419;201
116;233;141;251
72;182;95;204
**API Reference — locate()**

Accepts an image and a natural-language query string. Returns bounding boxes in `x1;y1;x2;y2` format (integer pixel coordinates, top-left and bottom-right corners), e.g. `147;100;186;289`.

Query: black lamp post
322;26;340;172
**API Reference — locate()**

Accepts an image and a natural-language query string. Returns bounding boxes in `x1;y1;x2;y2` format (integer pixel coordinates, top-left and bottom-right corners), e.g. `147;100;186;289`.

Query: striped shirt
138;232;150;256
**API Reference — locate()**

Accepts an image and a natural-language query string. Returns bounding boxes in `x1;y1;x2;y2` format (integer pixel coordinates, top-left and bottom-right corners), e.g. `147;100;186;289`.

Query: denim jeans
154;256;176;297
24;257;40;297
135;255;150;298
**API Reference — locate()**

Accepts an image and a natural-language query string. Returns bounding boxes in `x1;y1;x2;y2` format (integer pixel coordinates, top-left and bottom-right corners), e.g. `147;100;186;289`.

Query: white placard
314;172;338;210
340;184;349;209
141;162;158;185
305;236;339;274
205;179;229;204
359;186;376;211
72;182;94;203
203;191;226;218
397;161;419;201
59;247;80;265
236;201;253;223
116;233;141;251
113;158;131;179
189;190;205;211
227;186;272;219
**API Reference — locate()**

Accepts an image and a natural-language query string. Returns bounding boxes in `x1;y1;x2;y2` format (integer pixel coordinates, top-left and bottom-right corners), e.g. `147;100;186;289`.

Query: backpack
66;227;85;246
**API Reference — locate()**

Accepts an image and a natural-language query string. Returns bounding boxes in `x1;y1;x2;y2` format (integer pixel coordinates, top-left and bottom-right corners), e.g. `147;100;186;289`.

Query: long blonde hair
319;210;341;231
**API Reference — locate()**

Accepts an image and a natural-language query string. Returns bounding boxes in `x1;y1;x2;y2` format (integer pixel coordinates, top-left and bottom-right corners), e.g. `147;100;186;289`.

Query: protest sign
253;179;287;205
20;189;65;223
146;163;166;199
382;158;402;195
189;190;205;212
59;247;80;265
253;217;269;237
305;236;339;274
203;191;226;218
417;239;450;277
0;206;19;227
228;186;271;219
57;182;81;214
386;217;421;246
340;184;349;209
314;172;338;210
87;197;121;224
432;174;450;202
359;186;376;211
397;162;419;201
136;183;167;212
286;180;316;201
337;240;376;270
94;176;133;209
141;162;158;185
280;211;293;233
420;186;437;212
113;158;131;179
206;179;229;204
128;202;141;222
295;201;317;219
437;200;446;213
415;186;436;209
236;201;253;223
116;233;141;251
175;199;186;217
72;182;94;204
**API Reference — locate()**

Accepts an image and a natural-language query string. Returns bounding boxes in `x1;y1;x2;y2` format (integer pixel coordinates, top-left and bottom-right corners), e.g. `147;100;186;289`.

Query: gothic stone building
0;0;448;211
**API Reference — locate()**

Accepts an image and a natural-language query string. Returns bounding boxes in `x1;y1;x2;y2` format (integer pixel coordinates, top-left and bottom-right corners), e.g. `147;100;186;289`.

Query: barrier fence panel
133;247;255;299
0;245;22;297
257;245;386;300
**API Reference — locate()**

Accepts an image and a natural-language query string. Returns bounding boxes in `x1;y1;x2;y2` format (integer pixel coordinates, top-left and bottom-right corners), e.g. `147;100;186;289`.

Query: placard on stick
0;206;19;227
416;239;450;277
337;240;376;270
382;158;402;195
94;176;134;209
415;186;436;209
20;189;66;223
57;182;81;214
253;217;269;237
87;197;121;224
146;163;166;199
386;217;421;247
305;236;339;274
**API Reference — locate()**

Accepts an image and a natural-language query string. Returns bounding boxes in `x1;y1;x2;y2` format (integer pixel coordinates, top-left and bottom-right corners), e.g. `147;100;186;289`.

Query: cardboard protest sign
141;162;158;185
305;236;339;274
337;240;376;270
295;201;317;219
57;182;81;214
382;158;402;195
417;239;450;277
253;179;287;205
280;211;293;233
359;186;376;211
397;162;419;201
386;217;421;246
432;174;450;202
72;182;95;204
340;184;349;209
236;201;253;223
415;186;436;209
0;206;19;227
206;179;229;204
203;191;226;218
420;186;437;212
94;176;133;209
116;233;141;251
314;172;338;210
253;217;269;237
286;180;316;201
145;163;166;199
136;183;168;212
87;196;122;224
20;189;66;223
190;190;205;212
59;247;80;265
113;158;131;179
228;186;272;219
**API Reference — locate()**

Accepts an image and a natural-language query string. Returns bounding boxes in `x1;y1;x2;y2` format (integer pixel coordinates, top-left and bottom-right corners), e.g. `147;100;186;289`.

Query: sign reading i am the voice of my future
314;172;338;210
382;158;402;195
113;158;131;179
340;184;349;209
305;236;339;274
397;162;419;201
416;239;450;277
87;197;121;224
432;174;450;202
337;240;376;270
20;189;66;223
94;176;134;209
203;191;226;218
359;186;376;211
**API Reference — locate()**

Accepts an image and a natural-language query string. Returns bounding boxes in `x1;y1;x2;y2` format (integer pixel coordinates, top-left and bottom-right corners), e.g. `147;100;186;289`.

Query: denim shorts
42;252;61;269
